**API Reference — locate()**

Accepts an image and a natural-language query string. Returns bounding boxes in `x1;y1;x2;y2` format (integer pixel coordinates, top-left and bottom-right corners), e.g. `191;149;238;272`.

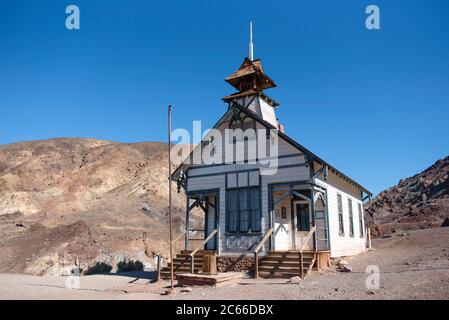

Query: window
358;203;364;237
226;187;261;233
337;194;344;236
227;190;238;233
348;198;354;237
296;203;310;231
239;189;249;232
249;188;261;231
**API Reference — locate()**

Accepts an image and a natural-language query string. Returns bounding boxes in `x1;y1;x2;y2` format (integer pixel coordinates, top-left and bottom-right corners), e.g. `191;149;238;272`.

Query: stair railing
253;228;274;279
189;229;218;274
298;226;316;278
155;230;187;281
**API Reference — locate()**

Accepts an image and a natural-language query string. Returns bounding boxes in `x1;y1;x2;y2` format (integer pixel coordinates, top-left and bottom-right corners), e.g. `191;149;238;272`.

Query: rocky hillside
0;138;200;275
365;156;449;237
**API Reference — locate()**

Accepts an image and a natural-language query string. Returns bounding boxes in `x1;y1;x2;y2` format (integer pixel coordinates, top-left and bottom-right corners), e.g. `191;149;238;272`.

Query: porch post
185;196;190;250
290;184;297;250
214;194;218;251
324;189;331;252
268;185;275;250
310;187;317;251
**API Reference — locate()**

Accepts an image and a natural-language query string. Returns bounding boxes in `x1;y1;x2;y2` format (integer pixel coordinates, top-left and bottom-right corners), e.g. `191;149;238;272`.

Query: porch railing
298;225;316;278
253;228;274;279
155;230;187;281
190;229;218;274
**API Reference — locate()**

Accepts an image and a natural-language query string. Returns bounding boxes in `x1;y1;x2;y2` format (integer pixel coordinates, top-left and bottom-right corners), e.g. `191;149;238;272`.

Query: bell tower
223;21;280;129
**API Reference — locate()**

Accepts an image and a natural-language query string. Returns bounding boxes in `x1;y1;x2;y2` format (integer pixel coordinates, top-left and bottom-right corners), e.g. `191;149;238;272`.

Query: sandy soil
1;227;448;300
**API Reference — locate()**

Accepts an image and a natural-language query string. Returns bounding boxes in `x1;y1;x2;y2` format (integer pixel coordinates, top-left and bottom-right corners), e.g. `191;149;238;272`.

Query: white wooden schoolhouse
166;23;372;279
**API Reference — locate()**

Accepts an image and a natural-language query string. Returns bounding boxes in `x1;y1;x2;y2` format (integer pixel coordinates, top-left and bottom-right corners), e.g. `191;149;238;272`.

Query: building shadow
107;271;157;283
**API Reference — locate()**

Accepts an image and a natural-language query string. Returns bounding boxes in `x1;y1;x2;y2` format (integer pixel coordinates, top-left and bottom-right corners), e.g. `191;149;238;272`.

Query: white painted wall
315;169;366;258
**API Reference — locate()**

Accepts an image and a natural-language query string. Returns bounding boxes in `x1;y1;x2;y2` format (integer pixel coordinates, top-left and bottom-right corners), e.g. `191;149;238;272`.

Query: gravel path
1;227;448;300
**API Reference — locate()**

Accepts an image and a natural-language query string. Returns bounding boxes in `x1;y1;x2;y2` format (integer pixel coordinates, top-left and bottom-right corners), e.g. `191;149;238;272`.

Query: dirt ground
0;227;448;300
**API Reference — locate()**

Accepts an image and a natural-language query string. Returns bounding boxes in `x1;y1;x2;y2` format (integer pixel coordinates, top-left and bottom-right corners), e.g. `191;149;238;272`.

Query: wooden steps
177;272;242;287
258;251;316;279
159;250;217;280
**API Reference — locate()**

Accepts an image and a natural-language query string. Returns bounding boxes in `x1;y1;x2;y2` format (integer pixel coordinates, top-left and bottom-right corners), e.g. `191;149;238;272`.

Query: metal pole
168;105;174;291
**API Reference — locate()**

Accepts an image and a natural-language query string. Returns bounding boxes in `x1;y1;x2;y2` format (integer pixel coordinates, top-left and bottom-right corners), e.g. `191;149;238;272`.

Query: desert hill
0;138;199;275
365;156;449;237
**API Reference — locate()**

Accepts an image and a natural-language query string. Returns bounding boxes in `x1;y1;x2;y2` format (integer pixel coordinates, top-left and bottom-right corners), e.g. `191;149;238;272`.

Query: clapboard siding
315;170;366;257
188;155;305;177
187;150;309;255
187;174;225;192
255;122;299;157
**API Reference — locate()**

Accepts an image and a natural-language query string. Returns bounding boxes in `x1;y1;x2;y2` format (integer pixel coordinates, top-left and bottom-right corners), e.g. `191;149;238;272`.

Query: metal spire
249;20;254;61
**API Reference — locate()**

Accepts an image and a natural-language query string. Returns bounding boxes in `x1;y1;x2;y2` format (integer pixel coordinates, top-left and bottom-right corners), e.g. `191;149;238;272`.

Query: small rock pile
217;256;254;272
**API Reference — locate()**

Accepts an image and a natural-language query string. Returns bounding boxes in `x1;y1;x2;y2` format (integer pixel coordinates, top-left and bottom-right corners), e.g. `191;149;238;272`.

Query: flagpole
168;105;174;291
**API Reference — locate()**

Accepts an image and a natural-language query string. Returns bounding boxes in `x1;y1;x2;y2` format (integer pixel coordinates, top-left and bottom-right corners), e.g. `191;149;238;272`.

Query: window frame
348;198;354;237
358;202;364;238
337;194;345;237
295;202;311;232
226;189;239;233
226;186;261;234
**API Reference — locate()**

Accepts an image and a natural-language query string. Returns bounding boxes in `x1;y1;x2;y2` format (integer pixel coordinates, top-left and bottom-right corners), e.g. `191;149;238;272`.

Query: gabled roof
171;103;372;196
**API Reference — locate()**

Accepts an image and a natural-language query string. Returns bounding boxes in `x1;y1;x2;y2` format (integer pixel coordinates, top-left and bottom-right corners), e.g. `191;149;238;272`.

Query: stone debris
339;264;353;272
289;276;301;284
160;288;173;296
217;256;254;272
338;259;348;266
442;217;449;227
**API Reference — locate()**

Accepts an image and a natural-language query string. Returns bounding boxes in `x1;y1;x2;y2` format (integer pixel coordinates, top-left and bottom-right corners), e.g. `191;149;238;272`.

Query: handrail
299;226;316;253
253;228;273;279
254;228;273;254
157;231;186;257
298;225;316;278
155;230;187;281
190;229;218;273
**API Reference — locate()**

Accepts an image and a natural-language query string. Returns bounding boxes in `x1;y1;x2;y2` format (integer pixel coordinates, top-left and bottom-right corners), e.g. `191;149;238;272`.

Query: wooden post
254;252;259;279
367;227;372;250
168;105;174;291
156;255;161;281
299;252;304;279
191;256;195;274
185;197;189;250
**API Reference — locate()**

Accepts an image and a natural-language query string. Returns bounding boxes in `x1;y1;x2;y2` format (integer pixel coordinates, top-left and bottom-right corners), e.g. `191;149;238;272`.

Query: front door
294;201;312;251
205;194;217;250
274;203;291;250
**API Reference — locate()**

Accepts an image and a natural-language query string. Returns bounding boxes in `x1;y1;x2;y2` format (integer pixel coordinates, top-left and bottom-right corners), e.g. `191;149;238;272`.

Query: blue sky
0;0;448;195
